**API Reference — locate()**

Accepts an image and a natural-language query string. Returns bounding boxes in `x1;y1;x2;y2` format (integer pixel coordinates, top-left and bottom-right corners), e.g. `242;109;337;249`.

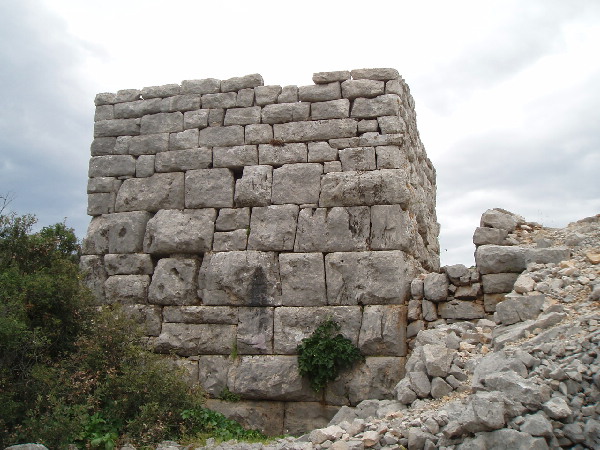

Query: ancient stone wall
80;68;439;435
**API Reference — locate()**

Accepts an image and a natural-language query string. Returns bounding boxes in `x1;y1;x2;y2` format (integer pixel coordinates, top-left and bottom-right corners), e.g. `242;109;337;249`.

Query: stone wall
80;68;439;435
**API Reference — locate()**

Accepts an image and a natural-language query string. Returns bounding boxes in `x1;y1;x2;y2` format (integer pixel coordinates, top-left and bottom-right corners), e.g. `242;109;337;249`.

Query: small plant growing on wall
296;319;363;392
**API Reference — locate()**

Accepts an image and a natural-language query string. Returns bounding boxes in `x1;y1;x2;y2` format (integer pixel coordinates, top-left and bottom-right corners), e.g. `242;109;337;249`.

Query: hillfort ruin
81;69;600;447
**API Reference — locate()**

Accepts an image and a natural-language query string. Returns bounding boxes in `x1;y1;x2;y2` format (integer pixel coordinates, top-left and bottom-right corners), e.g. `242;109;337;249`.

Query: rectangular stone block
94;105;113;121
185;168;234;208
104;275;150;304
199;357;231;397
350;94;401;119
213;145;258;169
482;273;520;294
311;99;350;120
94;118;141;137
122;304;162;336
237;307;274;354
370;204;418;252
107;211;152;254
155;323;236;356
319;169;410;208
169;129;199;150
254;85;282;106
95;92;116;105
339;147;376;171
128;133;169;155
213;230;248;251
184;109;209;129
358;119;379;133
271;163;322;205
224;106;261;126
136;154;155;177
215;207;251;231
181;78;221;94
163;306;238;324
247;205;299;251
359;132;404;146
161;94;201;113
140;112;183;134
258;142;307;165
115;172;184;212
208;108;224;126
294;207;370;252
324;161;342;173
278;85;299;103
236;88;255;107
280;253;326;306
325;251;418;305
199;125;245;147
227;356;319;401
298;82;341;102
89;155;136;177
262;103;310;124
313;71;351;84
141;83;180;99
143;208;216;254
87;177;122;194
155;148;212;172
438;300;485;319
234;165;273;207
376;145;408;169
475;245;527;274
284;402;339;436
341;79;385;99
148;258;200;306
198;251;282;306
273;119;357;142
350;68;399;80
87;192;115;216
244;124;273;144
80;255;107;303
206;399;284;436
114;98;162;119
308;141;338;162
378;116;405;134
115;88;141;103
201;92;237;108
221;73;263;92
104;253;154;275
90;137;118;156
273;306;361;354
358;305;407;356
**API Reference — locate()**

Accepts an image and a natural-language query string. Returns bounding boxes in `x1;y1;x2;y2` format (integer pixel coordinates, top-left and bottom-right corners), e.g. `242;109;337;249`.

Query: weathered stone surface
495;294;545;325
94;118;141;137
351;95;400;119
128;133;169;155
274;306;361;354
237;307;274;354
208;108;225;126
358;305;407;356
308;141;338;162
455;283;480;299
277;85;299;103
484;293;505;312
299;82;341;102
482;273;520;294
115;173;184;212
87;192;115;215
513;274;535;293
262;103;310;124
104;275;150;304
206;399;284;436
155;323;235;356
104;253;153;275
279;253;327;306
244;123;273;144
411;278;425;299
481;370;551;409
313;71;351;84
80;255;107;302
247;205;299;251
215;207;250;231
122;304;162;336
370;204;419;253
476;245;527;274
341;79;385;99
143;209;215;254
430;377;453;399
141;83;180;99
227;356;319;401
473;226;508;246
271;163;322;204
185;168;234;208
326;251;418;305
198;125;244;147
460;429;549;450
89;155;136;177
295;207;370;252
221;73;263;92
135;155;154;178
90;137;117;156
201;92;237;109
155;148;212;172
198;251;281;306
324;161;342;173
95;92;116;105
408;371;431;398
375;145;408;169
319;169;410;208
377;116;405;134
224;107;261;126
254;85;282;106
148;258;200;305
235;90;255;107
351;68;399;80
311;99;350;120
285;402;340;436
273;119;357;142
339;147;376;171
213;230;247;251
480;208;519;231
160;94;201;113
438;300;485;319
525;247;571;265
181;78;220;95
107;211;152;254
184;109;209;129
198;356;231;396
213;145;258;168
140;112;183;134
168;129;199;150
234;165;273;207
423;273;448;302
163;306;237;324
258;142;307;165
520;411;553;437
422;344;456;377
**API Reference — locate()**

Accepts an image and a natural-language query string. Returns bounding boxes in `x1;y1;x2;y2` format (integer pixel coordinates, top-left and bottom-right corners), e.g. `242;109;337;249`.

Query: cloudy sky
1;0;598;266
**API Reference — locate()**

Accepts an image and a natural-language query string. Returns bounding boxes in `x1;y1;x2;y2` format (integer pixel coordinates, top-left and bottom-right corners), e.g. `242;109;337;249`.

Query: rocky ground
9;213;599;450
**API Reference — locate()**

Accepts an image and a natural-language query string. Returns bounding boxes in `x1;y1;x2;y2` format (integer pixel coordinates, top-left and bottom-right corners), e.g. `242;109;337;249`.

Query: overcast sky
1;0;599;266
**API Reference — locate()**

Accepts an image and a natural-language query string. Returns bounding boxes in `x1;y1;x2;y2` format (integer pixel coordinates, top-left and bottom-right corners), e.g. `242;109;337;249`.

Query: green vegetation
0;204;264;448
218;387;241;403
296;318;364;392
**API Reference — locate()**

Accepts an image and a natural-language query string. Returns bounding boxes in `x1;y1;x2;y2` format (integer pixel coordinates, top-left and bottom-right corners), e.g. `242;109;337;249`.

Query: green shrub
296;318;363;392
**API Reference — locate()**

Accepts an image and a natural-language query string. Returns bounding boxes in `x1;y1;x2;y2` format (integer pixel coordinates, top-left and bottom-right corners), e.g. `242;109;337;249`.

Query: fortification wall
80;68;439;434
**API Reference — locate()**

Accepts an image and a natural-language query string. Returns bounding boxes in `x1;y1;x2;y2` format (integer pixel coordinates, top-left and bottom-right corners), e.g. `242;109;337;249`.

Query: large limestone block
185;168;234;208
370;204;419;252
122;304;162;336
273;306;361;354
182;78;220;94
94;118;141;137
82;217;109;255
339;147;376;171
423;273;449;302
198;251;281;306
154;148;212;172
255;85;282;106
104;275;150;304
325;251;417;305
224;106;261;125
271;163;322;205
198;125;244;147
234;165;273;207
258;142;307;165
341;79;385;99
213;145;258;169
237;307;274;354
298;82;341;102
294;207;370;252
284;402;339;436
473;226;509;246
155;323;235;356
351;68;400;80
104;253;153;275
213;229;247;251
244;123;273;144
261;103;310;124
482;273;520;294
476;245;527;274
438;300;485;319
227;356;319;401
311;99;350;120
90;137;117;156
313;71;351;84
128;133;169;155
206;399;284;436
221;73;264;92
480;208;519;232
113;99;161;119
89;155;136;177
148;258;200;305
163;306;238;324
143;209;216;254
161;94;201;113
273;119;357;142
184;109;209;129
319;169;410;208
378;116;406;134
525;247;571;265
495;294;545;325
140;112;183;134
168;129;199;150
279;253;326;306
106;211;152;254
200;92;237;109
215;207;251;231
115;173;184;212
375;145;409;169
198;356;231;396
358;305;407;356
351;95;400;119
247;205;299;251
79;255;107;303
308;141;338;162
87;192;115;216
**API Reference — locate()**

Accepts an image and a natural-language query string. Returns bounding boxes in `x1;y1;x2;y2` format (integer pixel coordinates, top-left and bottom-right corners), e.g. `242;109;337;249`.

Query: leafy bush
296;319;363;392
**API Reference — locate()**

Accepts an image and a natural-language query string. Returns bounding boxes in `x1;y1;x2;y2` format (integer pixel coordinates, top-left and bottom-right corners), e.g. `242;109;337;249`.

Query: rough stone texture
237;307;274;354
115;173;184;212
154;148;212;172
358;305;407;356
104;275;150;304
279;253;327;306
308;141;338;162
215;207;251;231
247;205;299;251
234;165;273;207
148;258;200;306
438;300;485;320
185;168;234;208
424;273;449;302
482;273;520;294
198;125;244;147
370;204;418;253
212;230;247;251
271;163;322;204
351;95;400;118
205;399;284;436
155;323;235;356
143;209;215;254
495;294;545;325
104;253;153;275
339;147;376;171
273;119;357;142
476;245;527;274
213;145;258;168
80;255;107;302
